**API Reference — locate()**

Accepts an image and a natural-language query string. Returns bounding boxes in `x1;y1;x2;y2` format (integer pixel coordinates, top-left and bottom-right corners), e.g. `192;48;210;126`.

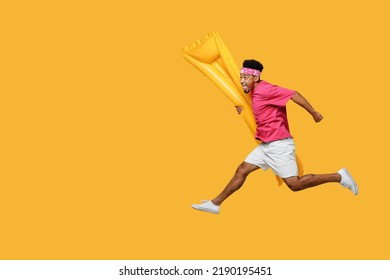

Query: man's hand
235;106;243;114
312;111;323;123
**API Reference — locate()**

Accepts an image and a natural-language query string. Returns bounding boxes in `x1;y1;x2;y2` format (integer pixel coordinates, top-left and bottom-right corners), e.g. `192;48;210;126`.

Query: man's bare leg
282;170;360;195
192;162;259;214
211;162;259;206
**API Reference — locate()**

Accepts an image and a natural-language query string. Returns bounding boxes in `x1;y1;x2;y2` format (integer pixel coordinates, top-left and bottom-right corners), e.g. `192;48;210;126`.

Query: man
192;59;358;214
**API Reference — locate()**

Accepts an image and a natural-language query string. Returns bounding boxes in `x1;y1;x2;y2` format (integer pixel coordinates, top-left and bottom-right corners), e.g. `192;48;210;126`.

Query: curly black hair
243;59;263;72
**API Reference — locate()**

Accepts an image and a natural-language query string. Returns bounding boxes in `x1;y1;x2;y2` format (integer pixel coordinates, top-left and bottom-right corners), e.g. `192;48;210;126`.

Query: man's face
240;74;256;93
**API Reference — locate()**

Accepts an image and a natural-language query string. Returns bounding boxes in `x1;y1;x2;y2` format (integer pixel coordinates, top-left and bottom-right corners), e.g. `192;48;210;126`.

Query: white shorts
244;138;298;178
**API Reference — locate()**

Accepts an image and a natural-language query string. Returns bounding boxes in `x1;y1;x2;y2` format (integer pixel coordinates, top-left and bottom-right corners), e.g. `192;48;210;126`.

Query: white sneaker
192;200;220;214
338;168;358;195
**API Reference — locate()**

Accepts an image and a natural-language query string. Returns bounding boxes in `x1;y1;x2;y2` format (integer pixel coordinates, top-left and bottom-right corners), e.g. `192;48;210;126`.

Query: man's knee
284;177;302;191
236;162;257;177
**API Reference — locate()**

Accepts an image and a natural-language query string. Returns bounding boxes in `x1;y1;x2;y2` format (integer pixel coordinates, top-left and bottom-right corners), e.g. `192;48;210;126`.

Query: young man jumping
192;59;358;214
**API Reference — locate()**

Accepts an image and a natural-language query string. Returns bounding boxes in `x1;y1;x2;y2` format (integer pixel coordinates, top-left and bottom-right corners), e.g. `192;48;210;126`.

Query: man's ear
254;76;260;82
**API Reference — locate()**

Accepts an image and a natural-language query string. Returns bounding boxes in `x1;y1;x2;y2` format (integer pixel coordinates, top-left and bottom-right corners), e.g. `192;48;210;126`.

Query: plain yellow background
1;0;389;259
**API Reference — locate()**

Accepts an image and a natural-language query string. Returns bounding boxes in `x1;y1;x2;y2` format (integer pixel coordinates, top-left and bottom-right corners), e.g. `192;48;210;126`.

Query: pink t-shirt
251;80;295;143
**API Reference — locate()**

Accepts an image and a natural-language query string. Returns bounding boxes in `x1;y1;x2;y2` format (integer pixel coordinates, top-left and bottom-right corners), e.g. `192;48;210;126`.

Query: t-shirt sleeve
269;85;295;106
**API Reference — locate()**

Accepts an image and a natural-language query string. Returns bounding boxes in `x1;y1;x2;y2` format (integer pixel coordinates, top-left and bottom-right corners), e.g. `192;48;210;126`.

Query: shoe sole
192;205;219;214
342;168;359;195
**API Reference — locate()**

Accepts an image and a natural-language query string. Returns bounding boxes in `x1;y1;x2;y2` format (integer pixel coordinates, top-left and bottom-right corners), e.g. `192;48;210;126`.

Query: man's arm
291;91;323;123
